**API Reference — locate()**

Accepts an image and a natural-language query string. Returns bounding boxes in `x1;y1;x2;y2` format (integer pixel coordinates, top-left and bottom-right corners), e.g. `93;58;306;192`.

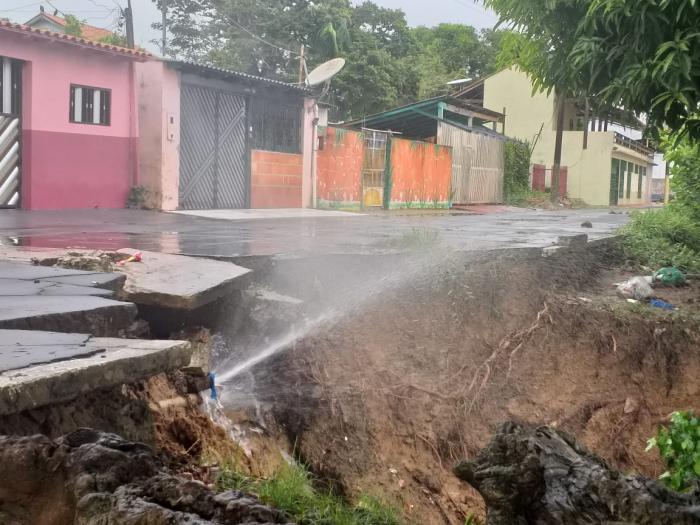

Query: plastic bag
617;276;654;300
654;267;686;286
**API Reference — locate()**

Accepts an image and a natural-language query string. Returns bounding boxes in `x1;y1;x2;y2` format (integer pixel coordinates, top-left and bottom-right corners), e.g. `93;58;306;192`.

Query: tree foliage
483;0;589;97
503;139;531;202
570;0;700;140
153;0;507;119
486;0;700;140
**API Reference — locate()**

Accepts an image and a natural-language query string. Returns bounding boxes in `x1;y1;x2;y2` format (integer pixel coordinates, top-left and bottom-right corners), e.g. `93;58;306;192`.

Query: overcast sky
1;0;499;53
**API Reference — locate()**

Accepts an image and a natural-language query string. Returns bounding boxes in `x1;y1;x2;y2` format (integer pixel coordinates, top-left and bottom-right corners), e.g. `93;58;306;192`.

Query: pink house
0;20;149;209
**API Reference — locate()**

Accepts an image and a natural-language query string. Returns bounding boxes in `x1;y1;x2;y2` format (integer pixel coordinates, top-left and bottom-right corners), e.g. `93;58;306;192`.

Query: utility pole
551;92;566;204
298;44;305;84
161;0;167;57
125;0;135;49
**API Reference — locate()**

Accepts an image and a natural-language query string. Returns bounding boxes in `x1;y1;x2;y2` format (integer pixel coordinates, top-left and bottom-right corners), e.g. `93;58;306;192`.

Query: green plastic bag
655;267;686;286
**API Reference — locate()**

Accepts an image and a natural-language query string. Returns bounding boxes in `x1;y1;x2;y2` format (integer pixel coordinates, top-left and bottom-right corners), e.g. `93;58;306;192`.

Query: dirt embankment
247;245;700;524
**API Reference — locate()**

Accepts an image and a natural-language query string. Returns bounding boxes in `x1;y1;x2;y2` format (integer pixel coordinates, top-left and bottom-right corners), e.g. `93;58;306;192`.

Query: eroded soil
243;248;700;524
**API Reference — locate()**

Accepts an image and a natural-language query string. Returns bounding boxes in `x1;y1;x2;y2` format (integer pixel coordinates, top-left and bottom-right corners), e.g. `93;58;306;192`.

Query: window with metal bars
251;98;302;154
70;84;111;126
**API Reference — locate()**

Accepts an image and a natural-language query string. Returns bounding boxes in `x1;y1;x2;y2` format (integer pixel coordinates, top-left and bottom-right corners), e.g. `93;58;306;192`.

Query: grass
620;206;700;273
216;462;402;525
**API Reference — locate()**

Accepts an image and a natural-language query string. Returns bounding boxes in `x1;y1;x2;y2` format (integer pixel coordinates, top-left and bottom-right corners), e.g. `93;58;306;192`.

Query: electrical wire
226;16;300;56
0;2;43;12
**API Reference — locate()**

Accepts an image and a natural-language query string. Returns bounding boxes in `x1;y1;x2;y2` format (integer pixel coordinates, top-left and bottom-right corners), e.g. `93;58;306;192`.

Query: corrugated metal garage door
179;84;248;209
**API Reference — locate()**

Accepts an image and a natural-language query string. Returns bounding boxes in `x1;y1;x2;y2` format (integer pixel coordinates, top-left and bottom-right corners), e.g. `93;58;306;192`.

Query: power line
226;16;299;56
0;2;43;12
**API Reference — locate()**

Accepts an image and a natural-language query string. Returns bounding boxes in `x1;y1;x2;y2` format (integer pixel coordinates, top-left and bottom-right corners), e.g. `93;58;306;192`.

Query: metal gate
0;57;22;208
179;84;248;209
362;130;386;208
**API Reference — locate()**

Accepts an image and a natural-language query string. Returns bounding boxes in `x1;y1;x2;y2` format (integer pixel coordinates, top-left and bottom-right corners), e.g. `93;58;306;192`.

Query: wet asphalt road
0;208;631;258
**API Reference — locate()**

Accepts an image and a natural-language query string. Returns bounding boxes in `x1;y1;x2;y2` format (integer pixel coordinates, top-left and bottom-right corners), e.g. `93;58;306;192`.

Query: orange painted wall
389;139;452;208
316;127;363;207
251;150;303;208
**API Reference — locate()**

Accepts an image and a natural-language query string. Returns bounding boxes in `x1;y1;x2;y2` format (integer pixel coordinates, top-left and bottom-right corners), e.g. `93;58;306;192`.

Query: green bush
621;206;700;272
647;411;700;492
217;463;401;525
665;135;700;222
503;139;531;204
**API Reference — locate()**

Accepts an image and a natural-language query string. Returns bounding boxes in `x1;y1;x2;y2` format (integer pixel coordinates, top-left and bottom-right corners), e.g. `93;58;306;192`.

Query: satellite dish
306;58;346;87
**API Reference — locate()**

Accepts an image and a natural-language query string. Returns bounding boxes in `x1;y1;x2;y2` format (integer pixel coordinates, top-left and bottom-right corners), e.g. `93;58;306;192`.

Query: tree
570;0;700;141
411;25;508;98
154;0;507;119
484;0;590;203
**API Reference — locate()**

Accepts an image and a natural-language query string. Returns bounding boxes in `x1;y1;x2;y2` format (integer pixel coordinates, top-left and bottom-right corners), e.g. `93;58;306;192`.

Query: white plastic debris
617;276;654;300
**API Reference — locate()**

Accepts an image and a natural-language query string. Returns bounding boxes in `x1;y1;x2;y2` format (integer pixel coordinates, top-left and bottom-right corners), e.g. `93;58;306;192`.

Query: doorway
0;56;22;208
362;130;386;208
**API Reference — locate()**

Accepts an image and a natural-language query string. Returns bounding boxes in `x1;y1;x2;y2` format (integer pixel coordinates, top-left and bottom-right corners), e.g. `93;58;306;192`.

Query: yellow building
455;68;655;206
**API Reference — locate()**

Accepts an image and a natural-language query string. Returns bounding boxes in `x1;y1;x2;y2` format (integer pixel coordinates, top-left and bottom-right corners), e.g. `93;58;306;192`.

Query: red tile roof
36;12;115;42
0;19;151;59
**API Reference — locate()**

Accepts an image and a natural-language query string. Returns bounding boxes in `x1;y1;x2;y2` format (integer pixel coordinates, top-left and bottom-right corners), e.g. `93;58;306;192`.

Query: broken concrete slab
35;272;125;291
0;278;112;297
0;330;97;372
0;330;191;415
0;296;137;336
115;248;251;310
0;260;135;335
0;260;125;291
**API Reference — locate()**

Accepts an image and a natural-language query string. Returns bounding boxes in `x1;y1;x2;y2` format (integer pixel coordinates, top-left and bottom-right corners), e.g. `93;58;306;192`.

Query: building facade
0;20;148;210
458;68;655;206
135;60;316;211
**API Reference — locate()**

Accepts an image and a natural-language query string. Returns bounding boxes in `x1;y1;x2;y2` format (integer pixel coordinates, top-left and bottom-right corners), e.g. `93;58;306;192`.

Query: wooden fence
437;123;504;204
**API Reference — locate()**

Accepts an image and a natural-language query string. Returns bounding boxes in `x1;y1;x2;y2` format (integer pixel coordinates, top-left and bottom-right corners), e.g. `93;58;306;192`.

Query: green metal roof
343;95;504;140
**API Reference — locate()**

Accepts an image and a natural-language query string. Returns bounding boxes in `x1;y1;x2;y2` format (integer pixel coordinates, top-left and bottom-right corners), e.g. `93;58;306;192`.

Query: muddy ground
232;244;700;524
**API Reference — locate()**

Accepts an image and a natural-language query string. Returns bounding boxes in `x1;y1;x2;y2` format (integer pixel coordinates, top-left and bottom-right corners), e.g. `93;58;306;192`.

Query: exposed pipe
311;102;319;208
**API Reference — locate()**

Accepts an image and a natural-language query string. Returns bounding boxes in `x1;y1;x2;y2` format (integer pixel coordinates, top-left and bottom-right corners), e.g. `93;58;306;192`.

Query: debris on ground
581;221;593;228
117;250;143;266
454;422;700;525
649;298;675;310
31;250;127;273
655;267;687;287
616;276;654;300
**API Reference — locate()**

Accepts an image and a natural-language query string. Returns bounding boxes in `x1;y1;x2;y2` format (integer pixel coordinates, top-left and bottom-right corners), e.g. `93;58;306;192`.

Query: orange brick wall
251;150;303;208
389;139;452;208
316;127;363;207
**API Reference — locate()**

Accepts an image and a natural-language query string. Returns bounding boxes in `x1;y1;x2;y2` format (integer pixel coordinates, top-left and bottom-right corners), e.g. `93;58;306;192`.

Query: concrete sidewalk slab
0;278;113;297
0;260;136;335
116;248;251;309
173;208;362;220
0;330;191;415
0;330;96;372
0;296;137;335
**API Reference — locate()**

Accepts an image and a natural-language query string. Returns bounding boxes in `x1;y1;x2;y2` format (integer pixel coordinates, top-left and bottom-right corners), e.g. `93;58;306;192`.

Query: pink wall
0;30;139;209
135;60;180;210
